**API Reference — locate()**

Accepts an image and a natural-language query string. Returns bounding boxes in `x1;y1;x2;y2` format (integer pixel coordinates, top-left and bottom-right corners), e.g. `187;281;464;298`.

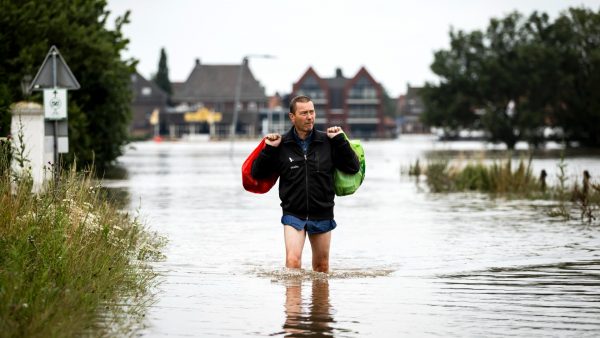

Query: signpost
43;89;67;120
28;45;80;181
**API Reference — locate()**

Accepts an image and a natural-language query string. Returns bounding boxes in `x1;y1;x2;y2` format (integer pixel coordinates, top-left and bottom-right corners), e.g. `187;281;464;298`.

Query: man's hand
264;133;282;147
326;126;343;139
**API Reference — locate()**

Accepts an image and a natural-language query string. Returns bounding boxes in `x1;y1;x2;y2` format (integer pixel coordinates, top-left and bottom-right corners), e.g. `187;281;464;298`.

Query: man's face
289;101;315;133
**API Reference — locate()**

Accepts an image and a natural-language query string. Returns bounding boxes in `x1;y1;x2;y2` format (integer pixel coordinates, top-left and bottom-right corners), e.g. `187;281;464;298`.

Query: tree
152;47;172;97
0;0;136;171
421;29;485;138
422;7;600;148
380;86;397;118
549;8;600;147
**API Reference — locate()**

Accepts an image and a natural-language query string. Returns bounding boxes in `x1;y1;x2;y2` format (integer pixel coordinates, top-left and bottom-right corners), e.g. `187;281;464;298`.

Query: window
349;76;377;99
248;101;257;112
141;87;152;96
297;75;325;99
348;105;377;118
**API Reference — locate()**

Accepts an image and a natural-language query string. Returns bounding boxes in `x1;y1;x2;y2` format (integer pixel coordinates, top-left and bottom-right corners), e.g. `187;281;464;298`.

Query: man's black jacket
251;128;360;220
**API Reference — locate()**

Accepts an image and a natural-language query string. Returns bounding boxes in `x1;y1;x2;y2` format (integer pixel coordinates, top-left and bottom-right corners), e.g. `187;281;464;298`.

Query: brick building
291;67;386;138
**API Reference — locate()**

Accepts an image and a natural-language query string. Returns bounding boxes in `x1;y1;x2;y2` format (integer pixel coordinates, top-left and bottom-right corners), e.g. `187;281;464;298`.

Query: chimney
195;58;201;66
335;68;343;78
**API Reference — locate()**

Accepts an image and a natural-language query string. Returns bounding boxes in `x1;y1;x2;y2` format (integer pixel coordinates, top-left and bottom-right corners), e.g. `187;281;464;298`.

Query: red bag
242;138;279;193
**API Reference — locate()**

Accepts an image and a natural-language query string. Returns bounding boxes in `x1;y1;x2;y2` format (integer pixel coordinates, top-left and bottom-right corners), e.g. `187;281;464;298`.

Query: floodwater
105;136;600;337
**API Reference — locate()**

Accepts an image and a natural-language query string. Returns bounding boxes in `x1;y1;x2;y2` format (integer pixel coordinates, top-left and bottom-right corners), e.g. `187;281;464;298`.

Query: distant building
398;85;427;133
130;72;168;139
291;67;387;138
258;92;290;135
168;58;268;138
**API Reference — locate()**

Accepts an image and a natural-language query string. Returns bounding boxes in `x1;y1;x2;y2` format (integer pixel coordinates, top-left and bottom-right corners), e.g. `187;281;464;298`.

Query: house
168;58;268;139
258;92;290;135
129;72;168;139
398;85;428;133
291;67;386;138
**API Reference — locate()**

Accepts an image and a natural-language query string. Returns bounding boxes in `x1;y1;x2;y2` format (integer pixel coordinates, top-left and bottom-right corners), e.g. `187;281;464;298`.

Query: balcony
347;98;379;105
348;117;379;124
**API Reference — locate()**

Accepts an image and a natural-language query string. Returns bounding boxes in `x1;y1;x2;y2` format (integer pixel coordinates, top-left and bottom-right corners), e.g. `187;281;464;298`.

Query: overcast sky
106;0;600;97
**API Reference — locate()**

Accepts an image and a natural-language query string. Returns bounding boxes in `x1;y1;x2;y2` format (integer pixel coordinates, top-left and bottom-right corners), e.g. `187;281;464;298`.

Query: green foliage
408;158;422;176
419;156;539;195
152;47;172;96
411;154;600;224
423;159;452;193
549;155;571;219
0;84;11;137
422;7;600;148
0;0;137;172
380;86;397;118
0;137;10;179
550;8;600;147
0;163;165;337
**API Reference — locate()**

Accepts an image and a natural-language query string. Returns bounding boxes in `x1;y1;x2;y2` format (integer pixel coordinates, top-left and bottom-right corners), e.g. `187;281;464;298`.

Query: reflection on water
281;279;334;337
104;137;600;337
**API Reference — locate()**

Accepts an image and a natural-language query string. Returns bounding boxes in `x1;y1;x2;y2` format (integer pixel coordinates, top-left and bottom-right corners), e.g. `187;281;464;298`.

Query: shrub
0;162;165;337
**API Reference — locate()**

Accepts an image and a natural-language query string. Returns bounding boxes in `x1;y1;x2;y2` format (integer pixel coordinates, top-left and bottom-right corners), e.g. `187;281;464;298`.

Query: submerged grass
408;154;600;224
415;156;538;195
0;141;165;337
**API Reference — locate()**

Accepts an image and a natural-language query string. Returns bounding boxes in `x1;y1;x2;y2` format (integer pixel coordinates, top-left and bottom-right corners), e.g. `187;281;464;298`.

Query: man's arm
330;133;360;174
251;134;281;178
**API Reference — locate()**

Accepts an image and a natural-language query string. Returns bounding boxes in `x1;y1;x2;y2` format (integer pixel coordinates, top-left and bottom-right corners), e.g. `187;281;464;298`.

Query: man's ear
288;112;294;121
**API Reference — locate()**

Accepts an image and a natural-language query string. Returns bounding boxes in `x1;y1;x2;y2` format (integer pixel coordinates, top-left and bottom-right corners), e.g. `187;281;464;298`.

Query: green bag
334;133;366;196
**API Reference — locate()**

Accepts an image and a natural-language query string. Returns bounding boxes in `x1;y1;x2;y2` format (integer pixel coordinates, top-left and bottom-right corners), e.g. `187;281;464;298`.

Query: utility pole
229;54;275;158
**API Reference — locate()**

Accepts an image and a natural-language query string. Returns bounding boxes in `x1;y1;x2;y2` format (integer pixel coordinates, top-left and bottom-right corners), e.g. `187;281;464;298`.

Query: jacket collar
283;126;326;144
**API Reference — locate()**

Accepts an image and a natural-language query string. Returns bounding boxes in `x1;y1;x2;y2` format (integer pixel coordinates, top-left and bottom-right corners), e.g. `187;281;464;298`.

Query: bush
420;156;538;195
411;154;600;224
0;162;165;337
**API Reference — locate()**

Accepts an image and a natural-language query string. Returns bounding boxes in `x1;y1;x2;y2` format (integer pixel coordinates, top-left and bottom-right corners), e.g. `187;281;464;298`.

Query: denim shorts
281;215;337;235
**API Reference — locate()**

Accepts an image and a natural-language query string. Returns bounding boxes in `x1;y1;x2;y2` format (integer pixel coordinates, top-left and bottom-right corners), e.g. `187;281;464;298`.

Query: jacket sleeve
251;144;280;178
330;133;360;174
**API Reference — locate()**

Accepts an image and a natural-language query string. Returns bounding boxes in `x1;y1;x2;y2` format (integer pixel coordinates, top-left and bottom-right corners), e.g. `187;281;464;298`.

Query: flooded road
105;136;600;337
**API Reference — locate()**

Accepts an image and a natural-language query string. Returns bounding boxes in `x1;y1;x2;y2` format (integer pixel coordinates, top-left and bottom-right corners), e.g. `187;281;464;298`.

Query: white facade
11;102;53;192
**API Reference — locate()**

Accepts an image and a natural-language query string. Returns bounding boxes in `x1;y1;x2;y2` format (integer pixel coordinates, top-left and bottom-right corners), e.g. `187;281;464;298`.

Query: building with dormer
167;58;268;138
130;72;168;139
291;67;386;138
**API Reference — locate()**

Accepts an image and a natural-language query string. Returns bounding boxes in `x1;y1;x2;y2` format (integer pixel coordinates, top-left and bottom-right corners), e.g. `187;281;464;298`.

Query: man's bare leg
284;225;306;269
308;231;331;273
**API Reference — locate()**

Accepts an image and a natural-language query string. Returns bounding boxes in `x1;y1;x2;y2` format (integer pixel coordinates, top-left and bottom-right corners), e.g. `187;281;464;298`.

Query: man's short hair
289;95;312;114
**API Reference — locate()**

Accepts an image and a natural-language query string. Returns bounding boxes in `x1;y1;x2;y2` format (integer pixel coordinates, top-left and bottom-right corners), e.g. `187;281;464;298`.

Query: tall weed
0;152;165;337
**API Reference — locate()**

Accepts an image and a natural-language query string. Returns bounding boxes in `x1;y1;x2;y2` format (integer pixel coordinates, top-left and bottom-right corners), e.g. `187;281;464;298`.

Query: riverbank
0;159;165;337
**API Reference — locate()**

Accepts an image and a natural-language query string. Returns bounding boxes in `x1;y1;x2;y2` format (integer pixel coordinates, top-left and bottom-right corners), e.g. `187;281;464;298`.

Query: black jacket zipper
304;153;309;220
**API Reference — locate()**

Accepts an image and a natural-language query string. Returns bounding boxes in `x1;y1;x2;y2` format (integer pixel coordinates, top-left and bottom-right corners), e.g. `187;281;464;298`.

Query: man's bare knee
308;231;331;272
286;256;302;269
312;260;329;273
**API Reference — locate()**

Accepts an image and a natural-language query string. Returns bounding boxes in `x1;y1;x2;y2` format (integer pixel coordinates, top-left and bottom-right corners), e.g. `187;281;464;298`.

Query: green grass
415;156;538;195
409;155;600;224
0;143;165;337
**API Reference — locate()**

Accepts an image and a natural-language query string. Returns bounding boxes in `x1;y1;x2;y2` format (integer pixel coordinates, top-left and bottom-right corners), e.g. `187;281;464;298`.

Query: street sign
45;121;69;154
28;45;80;177
43;89;67;120
28;46;80;91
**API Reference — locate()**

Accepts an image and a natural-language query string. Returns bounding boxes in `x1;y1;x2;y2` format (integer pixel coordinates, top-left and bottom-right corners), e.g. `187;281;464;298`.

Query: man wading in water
251;95;359;273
